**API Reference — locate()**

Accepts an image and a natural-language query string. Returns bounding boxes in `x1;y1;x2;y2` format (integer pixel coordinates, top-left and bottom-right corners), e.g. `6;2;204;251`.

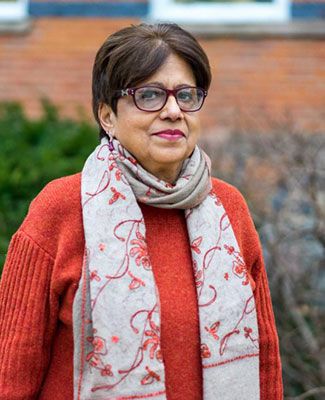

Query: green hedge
0;101;98;273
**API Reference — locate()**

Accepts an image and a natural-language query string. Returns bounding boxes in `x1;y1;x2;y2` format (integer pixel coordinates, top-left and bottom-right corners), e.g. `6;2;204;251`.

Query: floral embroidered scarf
73;136;260;399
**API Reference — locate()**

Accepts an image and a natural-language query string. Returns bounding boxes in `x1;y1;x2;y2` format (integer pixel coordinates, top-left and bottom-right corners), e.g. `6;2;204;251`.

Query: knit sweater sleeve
0;230;57;400
0;173;83;400
252;247;283;400
212;178;283;400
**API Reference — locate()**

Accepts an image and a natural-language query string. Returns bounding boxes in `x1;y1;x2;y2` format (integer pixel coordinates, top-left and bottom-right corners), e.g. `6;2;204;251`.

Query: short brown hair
92;23;211;137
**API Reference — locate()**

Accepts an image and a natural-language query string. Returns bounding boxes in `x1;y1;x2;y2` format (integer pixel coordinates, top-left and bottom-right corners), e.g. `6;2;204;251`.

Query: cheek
114;105;153;139
113;115;152;153
113;116;134;142
189;117;201;140
113;101;135;138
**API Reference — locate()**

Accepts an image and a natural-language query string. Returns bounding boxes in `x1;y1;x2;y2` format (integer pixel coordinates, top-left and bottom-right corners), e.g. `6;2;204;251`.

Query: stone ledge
179;21;325;39
1;19;324;39
0;19;32;35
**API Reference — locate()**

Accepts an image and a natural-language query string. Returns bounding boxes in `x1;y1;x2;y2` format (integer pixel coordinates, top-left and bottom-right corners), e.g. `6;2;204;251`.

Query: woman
0;23;282;399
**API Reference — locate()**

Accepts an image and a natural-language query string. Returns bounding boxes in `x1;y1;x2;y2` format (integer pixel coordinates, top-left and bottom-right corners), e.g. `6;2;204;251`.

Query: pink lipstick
152;129;185;141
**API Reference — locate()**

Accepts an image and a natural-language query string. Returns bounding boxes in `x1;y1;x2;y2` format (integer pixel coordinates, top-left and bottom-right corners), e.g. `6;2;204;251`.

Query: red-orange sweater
0;173;283;399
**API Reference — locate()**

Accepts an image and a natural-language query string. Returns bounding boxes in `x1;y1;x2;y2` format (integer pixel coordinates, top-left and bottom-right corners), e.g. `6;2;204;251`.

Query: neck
149;164;182;184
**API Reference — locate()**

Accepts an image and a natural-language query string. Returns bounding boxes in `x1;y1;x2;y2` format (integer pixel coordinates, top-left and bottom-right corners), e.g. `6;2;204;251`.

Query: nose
160;94;184;121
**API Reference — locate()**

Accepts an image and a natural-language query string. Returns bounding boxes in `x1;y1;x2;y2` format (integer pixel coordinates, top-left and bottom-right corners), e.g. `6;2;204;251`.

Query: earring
105;130;114;151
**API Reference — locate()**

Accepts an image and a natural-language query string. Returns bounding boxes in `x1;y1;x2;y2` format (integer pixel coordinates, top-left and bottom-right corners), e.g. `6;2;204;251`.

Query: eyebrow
144;81;194;89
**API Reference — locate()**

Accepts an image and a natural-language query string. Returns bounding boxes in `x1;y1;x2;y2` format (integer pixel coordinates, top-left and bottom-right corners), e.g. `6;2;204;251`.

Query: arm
252;248;283;400
0;173;83;399
0;230;58;400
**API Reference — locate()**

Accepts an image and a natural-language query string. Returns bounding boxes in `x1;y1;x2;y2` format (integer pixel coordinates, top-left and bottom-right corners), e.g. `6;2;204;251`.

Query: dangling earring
105;130;114;151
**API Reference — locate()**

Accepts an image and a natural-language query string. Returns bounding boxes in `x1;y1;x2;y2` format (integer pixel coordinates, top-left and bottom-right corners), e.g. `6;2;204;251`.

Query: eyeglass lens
134;87;204;111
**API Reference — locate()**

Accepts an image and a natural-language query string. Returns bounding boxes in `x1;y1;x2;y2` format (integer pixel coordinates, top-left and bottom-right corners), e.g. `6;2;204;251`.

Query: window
149;0;290;24
0;0;28;21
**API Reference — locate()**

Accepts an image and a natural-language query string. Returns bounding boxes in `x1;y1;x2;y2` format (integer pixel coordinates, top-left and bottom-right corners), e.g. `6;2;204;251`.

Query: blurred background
0;0;324;398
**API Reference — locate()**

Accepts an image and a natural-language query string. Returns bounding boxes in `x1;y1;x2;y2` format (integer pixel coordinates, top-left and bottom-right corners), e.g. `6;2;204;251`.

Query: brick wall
1;18;324;133
201;37;325;133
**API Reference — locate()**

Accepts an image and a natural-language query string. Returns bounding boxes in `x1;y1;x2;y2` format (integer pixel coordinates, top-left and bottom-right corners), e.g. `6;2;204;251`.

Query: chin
155;146;190;162
155;156;187;168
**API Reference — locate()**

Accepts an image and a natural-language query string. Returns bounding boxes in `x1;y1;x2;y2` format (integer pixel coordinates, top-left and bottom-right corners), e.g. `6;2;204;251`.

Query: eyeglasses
116;86;207;112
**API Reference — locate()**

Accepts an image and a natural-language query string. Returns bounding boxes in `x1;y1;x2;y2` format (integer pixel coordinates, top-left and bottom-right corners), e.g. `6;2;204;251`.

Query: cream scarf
73;137;260;400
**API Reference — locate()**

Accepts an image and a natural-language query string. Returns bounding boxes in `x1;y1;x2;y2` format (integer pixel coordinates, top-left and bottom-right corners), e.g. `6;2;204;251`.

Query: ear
98;103;117;136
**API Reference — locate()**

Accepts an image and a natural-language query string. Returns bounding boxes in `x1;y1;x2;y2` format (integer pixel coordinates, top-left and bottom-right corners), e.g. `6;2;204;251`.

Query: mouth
151;129;186;141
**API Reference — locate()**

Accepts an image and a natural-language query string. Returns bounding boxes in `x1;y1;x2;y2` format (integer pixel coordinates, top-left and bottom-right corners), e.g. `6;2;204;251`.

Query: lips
152;129;185;141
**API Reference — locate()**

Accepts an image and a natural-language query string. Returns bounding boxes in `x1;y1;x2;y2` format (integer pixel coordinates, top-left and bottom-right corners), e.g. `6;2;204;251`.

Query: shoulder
211;177;262;269
211;177;248;211
19;173;83;258
26;172;82;222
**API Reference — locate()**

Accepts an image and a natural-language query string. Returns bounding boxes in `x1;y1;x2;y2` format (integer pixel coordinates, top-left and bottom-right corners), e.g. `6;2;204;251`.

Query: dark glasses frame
115;86;208;112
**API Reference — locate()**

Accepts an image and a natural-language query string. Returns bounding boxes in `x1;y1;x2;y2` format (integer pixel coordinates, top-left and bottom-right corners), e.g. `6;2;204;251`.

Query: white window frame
0;0;28;21
149;0;290;25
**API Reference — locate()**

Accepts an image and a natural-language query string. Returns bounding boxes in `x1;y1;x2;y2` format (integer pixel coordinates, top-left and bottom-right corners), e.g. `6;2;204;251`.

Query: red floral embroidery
155;349;163;362
128;271;146;290
244;327;253;338
220;329;241;356
90;270;101;282
99;243;106;252
108;160;117;171
224;244;235;255
190;237;203;254
111;336;119;343
108;187;126;205
141;366;161;385
127;156;137;165
209;190;222;206
205;321;221;340
108;159;122;181
233;258;249;286
115;169;122;181
143;318;162;362
145;186;164;199
220;213;231;231
101;364;114;377
233;261;245;275
86;335;113;377
201;343;211;359
243;326;259;346
87;335;106;353
224;272;229;281
193;260;203;288
130;231;151;270
86;352;101;367
224;244;250;286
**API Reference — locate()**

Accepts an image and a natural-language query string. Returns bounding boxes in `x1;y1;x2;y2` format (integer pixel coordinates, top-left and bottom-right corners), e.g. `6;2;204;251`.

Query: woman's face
99;53;202;183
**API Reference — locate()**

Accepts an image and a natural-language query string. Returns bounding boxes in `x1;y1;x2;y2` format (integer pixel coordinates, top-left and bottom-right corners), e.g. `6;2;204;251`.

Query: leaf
0;101;98;276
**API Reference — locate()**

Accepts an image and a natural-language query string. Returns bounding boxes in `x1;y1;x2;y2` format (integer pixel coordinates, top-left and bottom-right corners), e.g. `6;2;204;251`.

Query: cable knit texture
0;173;283;400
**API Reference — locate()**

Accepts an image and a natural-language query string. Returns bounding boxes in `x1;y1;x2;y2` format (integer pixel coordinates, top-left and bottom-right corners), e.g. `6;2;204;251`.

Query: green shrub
0;100;98;274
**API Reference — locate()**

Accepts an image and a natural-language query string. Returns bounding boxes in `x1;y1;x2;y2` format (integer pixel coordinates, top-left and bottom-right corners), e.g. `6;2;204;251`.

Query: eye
137;87;164;100
177;89;195;103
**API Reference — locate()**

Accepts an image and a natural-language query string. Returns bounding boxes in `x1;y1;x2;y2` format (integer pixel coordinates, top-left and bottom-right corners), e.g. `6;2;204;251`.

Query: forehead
140;53;196;88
